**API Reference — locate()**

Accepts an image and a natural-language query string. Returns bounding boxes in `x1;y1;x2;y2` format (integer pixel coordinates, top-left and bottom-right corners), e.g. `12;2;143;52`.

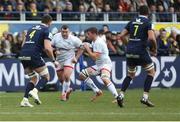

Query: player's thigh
63;66;74;81
79;66;99;80
86;66;100;76
63;58;75;80
34;65;50;80
141;53;155;76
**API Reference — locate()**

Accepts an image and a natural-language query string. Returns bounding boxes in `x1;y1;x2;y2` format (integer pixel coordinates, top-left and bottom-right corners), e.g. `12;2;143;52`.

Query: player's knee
128;73;135;79
79;69;89;80
101;74;111;86
147;68;155;77
28;71;38;83
64;74;70;81
101;73;110;81
39;68;49;78
42;74;50;81
127;67;136;78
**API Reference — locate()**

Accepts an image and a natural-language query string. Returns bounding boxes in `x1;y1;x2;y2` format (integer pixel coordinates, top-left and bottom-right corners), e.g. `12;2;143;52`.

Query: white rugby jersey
91;36;111;67
52;33;82;62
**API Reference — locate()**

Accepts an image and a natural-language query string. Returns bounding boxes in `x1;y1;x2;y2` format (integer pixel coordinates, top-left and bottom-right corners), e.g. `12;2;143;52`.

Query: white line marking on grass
0;112;180;116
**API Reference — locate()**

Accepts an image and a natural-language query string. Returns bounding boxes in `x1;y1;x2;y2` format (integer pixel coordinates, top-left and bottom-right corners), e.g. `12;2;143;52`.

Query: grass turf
0;88;180;121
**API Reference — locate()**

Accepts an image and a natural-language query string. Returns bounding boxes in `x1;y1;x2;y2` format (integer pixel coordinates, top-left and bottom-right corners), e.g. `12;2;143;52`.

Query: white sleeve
51;34;57;46
93;41;103;54
73;36;82;48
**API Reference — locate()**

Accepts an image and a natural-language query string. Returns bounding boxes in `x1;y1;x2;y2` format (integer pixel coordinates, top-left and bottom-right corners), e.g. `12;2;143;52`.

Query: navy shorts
19;52;45;69
126;51;153;67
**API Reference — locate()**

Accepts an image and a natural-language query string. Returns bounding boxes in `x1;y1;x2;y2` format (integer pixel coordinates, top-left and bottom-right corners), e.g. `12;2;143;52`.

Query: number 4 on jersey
29;30;36;39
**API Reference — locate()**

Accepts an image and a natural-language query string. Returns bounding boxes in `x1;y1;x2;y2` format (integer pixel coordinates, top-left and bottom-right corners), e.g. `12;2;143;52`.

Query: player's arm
72;37;85;63
44;39;56;61
148;30;157;56
107;40;117;53
84;43;100;60
118;29;129;44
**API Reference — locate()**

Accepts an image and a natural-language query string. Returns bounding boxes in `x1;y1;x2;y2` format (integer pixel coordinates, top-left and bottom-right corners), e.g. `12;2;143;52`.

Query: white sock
62;81;70;94
143;93;148;100
84;77;100;93
119;91;124;98
107;82;118;98
32;88;38;93
23;97;28;101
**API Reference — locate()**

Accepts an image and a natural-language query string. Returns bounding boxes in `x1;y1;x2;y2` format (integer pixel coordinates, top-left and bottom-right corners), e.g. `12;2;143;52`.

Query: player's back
21;24;50;56
125;15;151;55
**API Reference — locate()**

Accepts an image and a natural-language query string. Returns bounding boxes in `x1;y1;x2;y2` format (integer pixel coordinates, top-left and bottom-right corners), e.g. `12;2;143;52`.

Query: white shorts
56;57;75;71
89;63;112;76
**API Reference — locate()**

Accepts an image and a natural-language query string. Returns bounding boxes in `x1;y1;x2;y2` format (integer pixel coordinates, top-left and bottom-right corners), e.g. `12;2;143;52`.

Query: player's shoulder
69;34;78;39
69;34;81;41
94;37;106;46
53;32;61;38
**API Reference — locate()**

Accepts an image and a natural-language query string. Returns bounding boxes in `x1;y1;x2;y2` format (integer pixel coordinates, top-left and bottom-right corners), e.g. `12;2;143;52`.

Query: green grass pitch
0;88;180;121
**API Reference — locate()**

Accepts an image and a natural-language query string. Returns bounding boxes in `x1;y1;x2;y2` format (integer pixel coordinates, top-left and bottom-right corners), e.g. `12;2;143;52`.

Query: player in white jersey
79;27;121;106
52;25;83;101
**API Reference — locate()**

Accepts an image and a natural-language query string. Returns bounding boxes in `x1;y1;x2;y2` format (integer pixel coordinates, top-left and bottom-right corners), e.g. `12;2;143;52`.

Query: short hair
61;25;69;30
86;27;98;34
139;5;149;15
41;14;52;24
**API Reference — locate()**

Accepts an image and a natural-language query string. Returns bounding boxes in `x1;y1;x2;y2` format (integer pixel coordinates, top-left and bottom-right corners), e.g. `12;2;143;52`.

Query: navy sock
144;75;154;92
35;77;48;90
121;76;132;92
24;82;34;98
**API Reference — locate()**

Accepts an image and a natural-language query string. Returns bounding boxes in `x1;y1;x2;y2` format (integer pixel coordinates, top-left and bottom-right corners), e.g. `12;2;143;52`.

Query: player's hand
53;60;61;70
71;57;77;64
83;43;91;51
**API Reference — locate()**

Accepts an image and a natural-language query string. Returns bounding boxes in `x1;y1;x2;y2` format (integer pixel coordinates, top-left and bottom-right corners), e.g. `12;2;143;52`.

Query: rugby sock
144;75;153;92
143;92;149;100
121;76;132;92
62;81;70;94
35;77;48;90
119;91;124;98
107;82;118;98
84;77;100;93
24;82;34;98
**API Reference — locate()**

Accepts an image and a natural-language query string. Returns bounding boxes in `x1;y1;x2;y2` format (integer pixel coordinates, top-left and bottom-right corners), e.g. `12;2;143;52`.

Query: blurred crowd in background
0;0;180;21
0;24;180;58
0;0;180;58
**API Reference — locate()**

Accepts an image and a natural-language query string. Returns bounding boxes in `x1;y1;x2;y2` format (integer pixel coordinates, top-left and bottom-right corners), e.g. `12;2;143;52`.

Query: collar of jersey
40;23;48;27
139;15;148;18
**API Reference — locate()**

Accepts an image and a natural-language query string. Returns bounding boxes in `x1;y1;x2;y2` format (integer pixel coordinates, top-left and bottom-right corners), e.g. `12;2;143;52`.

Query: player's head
85;27;98;41
41;14;52;27
61;25;70;39
139;5;149;16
